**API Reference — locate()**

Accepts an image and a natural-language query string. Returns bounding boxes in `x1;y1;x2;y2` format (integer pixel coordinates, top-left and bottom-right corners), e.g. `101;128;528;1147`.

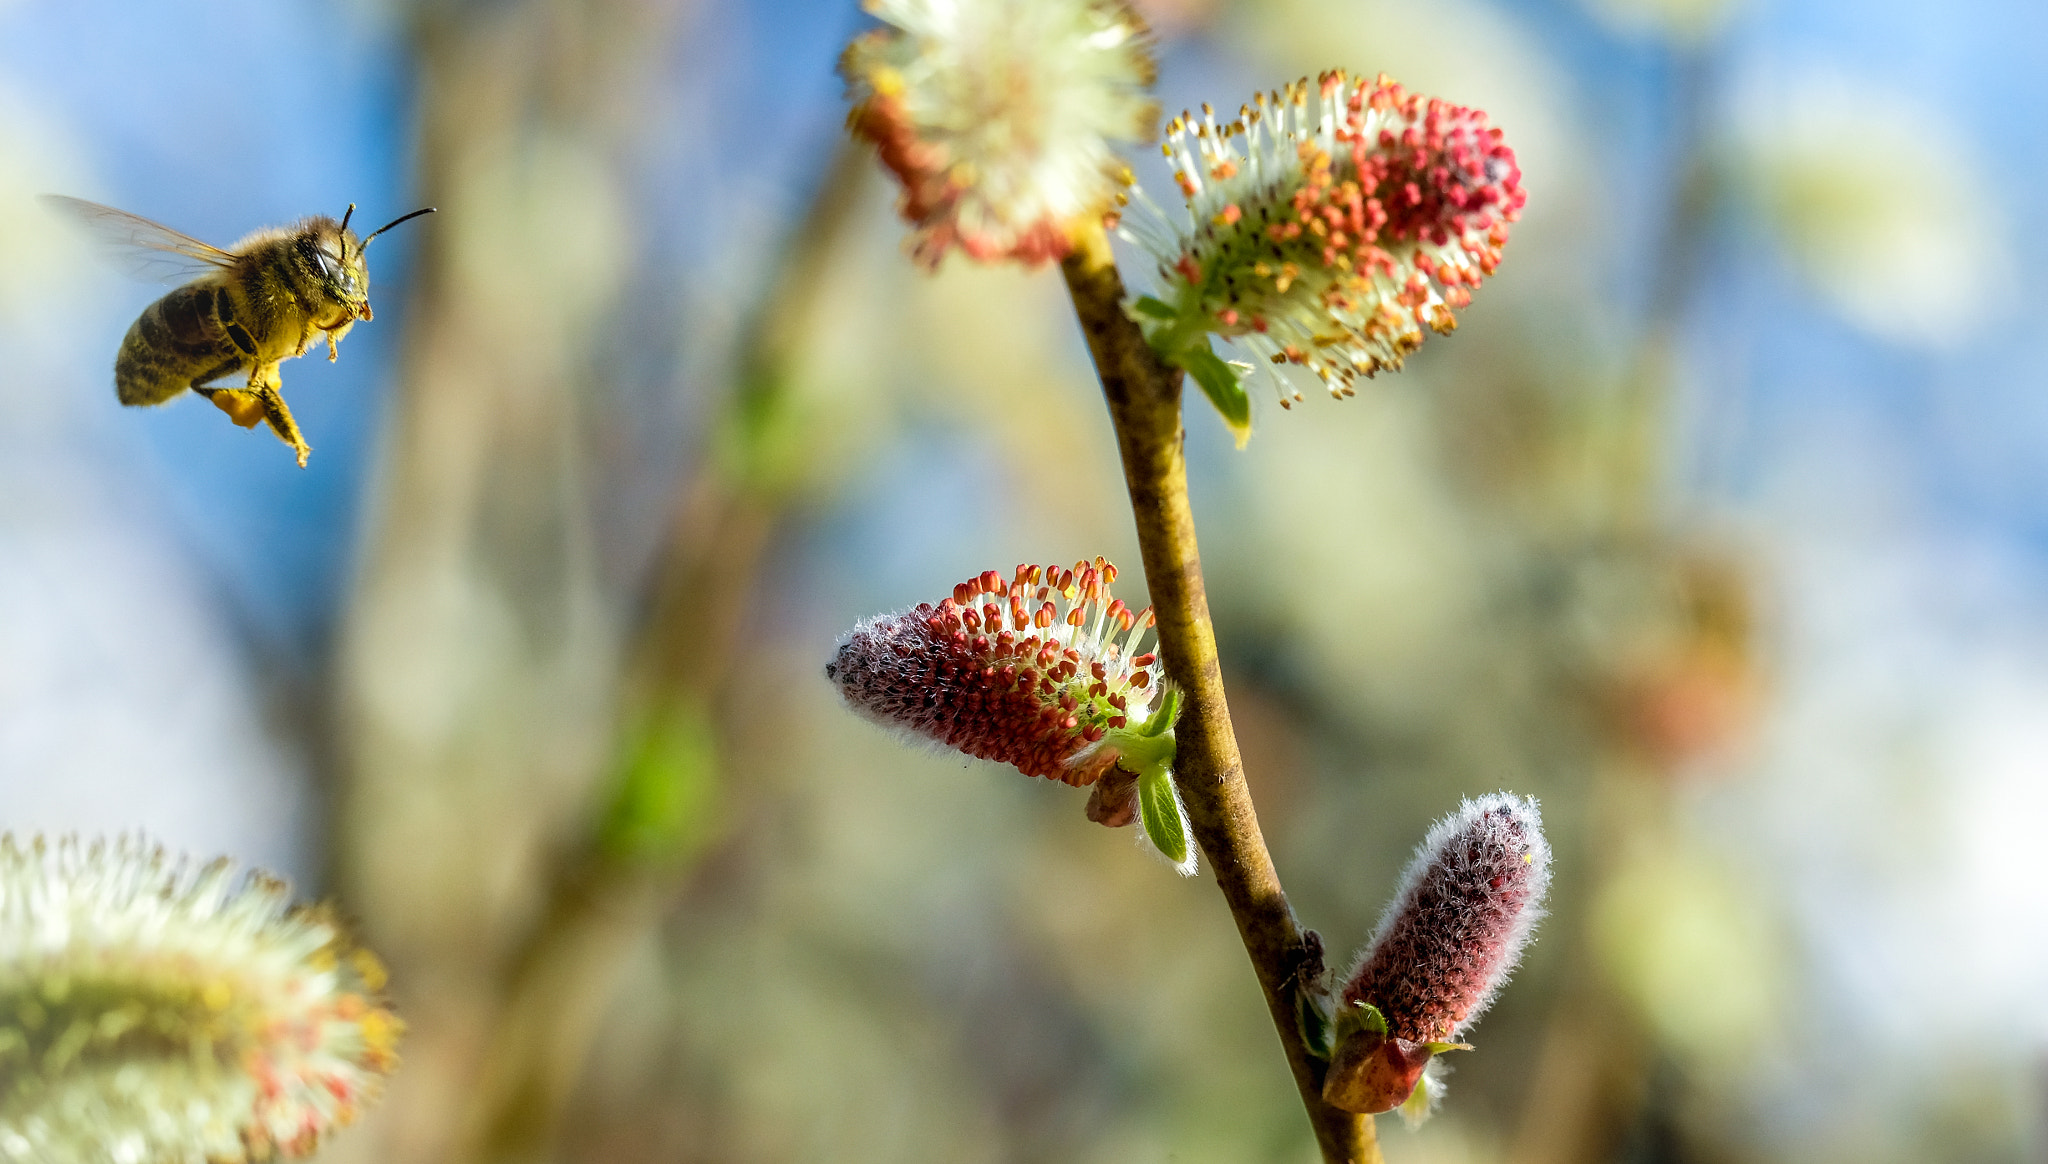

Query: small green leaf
1137;767;1196;875
1131;295;1180;321
1421;1041;1473;1056
1175;346;1253;448
1138;684;1181;738
1099;719;1175;783
1335;1000;1388;1042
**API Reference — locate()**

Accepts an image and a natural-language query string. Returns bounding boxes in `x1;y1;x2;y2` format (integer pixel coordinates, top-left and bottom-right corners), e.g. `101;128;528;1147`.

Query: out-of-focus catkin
0;835;400;1162
841;0;1158;268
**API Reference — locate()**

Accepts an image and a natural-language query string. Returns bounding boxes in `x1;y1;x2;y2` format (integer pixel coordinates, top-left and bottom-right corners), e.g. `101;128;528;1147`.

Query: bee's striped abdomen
114;282;246;406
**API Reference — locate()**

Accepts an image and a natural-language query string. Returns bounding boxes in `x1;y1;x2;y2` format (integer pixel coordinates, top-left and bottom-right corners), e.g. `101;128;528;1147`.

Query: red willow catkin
829;559;1199;873
828;559;1198;871
828;559;1161;785
1324;792;1551;1116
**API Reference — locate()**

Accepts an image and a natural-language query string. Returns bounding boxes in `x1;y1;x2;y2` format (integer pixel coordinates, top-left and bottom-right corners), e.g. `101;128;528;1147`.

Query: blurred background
2;0;2044;1160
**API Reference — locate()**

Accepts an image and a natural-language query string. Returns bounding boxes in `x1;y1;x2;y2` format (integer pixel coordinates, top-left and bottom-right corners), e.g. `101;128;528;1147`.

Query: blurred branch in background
1502;33;1762;1164
457;140;868;1163
331;0;692;1159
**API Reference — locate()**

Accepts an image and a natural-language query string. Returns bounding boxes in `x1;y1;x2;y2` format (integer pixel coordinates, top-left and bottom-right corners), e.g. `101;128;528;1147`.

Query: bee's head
310;203;436;322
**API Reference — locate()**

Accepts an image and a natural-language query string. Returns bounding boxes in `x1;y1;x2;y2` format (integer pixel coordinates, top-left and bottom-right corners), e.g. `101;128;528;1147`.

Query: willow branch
1060;226;1380;1164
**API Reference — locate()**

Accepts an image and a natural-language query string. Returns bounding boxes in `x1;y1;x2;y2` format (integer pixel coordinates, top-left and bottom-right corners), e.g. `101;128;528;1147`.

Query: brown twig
1060;225;1380;1164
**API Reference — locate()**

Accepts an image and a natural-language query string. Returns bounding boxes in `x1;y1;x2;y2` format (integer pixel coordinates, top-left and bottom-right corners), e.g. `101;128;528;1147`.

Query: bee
45;196;435;467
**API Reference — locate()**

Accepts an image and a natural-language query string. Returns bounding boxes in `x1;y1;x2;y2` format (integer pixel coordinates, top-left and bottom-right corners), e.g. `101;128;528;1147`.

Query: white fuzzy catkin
843;0;1158;267
0;836;399;1163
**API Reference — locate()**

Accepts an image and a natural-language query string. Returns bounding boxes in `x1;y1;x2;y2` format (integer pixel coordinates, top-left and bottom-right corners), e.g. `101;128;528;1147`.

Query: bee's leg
197;362;262;427
248;362;311;469
325;327;341;362
194;326;274;427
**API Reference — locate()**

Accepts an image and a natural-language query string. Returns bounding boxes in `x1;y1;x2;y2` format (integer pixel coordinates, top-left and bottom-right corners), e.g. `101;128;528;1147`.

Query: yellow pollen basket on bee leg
207;389;269;430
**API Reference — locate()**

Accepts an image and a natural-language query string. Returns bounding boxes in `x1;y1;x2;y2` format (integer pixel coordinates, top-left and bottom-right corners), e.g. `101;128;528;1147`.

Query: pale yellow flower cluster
0;837;400;1163
842;0;1158;268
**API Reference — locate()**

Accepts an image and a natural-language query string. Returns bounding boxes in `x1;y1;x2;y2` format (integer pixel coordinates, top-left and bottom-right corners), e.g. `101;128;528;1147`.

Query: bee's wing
41;195;241;285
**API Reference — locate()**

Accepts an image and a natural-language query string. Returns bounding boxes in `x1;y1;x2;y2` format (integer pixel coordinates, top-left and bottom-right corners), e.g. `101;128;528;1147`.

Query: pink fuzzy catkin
1323;793;1549;1116
1342;792;1550;1042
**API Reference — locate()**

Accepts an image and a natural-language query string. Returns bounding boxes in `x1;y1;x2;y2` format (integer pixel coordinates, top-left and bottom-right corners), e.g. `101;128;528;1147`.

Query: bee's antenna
339;203;356;233
362;207;438;247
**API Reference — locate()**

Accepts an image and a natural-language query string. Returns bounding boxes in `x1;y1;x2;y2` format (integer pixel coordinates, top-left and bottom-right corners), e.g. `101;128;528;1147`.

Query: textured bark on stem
1060;225;1380;1164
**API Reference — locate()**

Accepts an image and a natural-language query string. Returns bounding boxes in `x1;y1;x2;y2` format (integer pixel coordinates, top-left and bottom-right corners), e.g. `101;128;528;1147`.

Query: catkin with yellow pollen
0;836;402;1162
1123;71;1526;441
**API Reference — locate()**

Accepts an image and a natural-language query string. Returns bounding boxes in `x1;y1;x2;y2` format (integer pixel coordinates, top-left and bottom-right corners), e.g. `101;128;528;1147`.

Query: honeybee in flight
46;196;435;467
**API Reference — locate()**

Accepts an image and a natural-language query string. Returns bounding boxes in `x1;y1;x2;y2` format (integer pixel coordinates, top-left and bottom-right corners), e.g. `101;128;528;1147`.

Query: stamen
1129;71;1522;407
